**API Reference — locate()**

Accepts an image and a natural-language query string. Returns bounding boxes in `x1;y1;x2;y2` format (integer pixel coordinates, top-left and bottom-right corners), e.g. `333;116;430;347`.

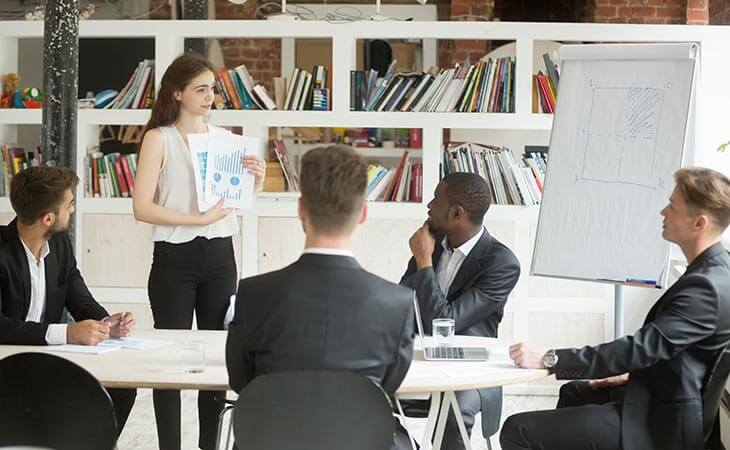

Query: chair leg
216;404;235;450
486;436;493;450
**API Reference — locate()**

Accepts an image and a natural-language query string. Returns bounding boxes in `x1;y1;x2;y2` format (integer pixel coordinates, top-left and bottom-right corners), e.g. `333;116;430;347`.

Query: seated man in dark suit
503;167;730;450
0;166;137;435
401;172;521;449
226;145;416;450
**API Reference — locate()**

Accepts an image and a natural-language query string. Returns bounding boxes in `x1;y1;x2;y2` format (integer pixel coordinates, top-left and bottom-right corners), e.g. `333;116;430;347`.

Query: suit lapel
44;247;59;320
3;220;33;315
446;231;491;300
643;243;727;324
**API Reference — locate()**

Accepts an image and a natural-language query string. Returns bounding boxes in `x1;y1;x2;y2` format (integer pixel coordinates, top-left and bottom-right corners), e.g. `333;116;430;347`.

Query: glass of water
182;341;206;373
432;318;455;346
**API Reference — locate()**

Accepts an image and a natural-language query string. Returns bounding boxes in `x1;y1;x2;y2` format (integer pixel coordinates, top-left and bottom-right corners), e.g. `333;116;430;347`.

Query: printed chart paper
205;131;256;210
188;128;256;211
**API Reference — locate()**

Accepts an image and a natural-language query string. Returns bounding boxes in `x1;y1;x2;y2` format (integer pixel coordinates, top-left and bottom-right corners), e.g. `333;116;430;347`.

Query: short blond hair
674;167;730;230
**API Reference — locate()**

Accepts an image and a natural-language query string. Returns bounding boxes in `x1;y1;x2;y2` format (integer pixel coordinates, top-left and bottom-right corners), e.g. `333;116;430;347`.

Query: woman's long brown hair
142;52;215;136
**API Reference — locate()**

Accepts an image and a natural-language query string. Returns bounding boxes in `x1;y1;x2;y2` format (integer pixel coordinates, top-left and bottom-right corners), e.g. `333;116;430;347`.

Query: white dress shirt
20;239;67;345
302;247;355;257
435;227;485;296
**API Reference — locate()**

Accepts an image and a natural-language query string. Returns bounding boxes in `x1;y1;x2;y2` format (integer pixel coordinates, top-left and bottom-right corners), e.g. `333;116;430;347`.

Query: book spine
120;155;134;194
91;155;100;197
114;159;129;197
410;163;423;202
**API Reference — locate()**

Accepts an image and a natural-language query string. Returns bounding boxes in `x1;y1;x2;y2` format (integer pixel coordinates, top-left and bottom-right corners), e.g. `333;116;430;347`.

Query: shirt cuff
45;324;68;345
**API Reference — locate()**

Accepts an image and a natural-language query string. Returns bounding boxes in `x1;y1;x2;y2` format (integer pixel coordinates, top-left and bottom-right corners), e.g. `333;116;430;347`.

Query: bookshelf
1;20;728;394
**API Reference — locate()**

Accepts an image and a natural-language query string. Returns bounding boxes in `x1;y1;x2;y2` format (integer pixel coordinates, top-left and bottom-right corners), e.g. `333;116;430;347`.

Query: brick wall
148;0;711;93
214;2;280;92
592;0;688;24
440;0;495;68
709;0;730;23
149;0;280;91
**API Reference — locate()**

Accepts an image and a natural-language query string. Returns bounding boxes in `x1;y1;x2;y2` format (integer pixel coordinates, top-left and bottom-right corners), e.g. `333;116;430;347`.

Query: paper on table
204;129;256;210
99;337;173;350
48;344;121;355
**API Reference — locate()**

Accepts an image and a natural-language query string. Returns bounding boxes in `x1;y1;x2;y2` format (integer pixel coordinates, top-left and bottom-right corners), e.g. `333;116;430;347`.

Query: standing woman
133;53;265;450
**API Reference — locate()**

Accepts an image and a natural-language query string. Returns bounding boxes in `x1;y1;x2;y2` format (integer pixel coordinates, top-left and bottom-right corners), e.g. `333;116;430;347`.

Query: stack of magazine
441;142;547;206
104;59;155;109
351;57;515;113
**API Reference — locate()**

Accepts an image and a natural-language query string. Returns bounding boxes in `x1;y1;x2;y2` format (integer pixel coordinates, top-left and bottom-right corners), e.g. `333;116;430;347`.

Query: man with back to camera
226;145;417;449
0;166;137;435
502;167;730;450
401;172;521;449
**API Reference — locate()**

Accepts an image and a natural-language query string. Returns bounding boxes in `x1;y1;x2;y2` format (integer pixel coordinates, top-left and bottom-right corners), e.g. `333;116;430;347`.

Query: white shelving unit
1;22;729;388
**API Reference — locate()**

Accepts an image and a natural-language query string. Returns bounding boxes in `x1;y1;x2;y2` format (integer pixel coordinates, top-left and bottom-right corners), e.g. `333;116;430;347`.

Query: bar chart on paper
209;149;245;200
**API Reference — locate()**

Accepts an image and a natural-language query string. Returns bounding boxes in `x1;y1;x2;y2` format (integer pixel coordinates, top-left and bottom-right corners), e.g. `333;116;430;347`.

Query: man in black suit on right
503;167;730;450
226;145;416;450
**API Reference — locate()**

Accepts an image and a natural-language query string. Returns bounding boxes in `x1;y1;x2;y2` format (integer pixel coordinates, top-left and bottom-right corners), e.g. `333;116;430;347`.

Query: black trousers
148;236;237;450
108;387;137;437
500;381;623;450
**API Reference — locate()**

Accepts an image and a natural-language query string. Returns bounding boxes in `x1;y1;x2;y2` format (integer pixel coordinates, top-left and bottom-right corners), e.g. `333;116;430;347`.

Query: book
253;85;277;110
272;77;287;110
284;68;300;110
442;142;545;206
410;163;423;202
272;140;300;192
297;71;313;111
543;52;560;92
312;88;329;111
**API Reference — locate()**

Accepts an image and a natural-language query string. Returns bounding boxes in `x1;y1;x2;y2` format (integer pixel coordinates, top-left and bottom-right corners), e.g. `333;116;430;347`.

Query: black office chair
703;346;730;449
232;370;395;450
0;352;118;450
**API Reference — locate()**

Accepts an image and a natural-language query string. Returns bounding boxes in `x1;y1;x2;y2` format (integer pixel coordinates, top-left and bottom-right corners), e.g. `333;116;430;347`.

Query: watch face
544;352;557;367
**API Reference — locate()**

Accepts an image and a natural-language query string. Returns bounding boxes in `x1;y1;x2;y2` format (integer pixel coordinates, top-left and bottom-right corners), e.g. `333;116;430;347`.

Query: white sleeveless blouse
151;125;239;243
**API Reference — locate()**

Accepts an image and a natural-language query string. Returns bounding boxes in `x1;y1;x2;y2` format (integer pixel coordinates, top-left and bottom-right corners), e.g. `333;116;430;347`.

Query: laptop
412;294;490;361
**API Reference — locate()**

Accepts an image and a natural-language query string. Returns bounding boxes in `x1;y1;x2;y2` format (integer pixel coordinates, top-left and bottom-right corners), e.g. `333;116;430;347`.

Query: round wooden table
0;331;547;450
398;335;549;450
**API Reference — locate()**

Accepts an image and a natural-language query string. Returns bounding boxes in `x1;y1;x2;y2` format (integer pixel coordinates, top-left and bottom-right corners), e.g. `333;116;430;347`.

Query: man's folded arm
0;315;50;345
401;261;520;333
556;275;719;380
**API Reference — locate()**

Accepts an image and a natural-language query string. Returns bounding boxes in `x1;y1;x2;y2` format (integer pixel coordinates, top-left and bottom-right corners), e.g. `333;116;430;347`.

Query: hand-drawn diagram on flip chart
580;87;665;189
531;43;698;289
188;127;256;211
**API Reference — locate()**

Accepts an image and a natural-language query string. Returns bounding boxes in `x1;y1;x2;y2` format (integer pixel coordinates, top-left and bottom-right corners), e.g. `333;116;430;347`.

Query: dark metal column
42;0;78;324
42;0;79;169
184;0;209;55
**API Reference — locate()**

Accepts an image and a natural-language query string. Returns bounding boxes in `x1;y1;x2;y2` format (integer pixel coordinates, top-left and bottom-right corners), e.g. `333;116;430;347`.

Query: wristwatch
542;349;558;373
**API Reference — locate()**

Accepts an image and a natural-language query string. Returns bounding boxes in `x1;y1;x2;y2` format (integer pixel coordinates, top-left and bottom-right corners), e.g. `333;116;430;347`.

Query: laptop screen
412;292;426;344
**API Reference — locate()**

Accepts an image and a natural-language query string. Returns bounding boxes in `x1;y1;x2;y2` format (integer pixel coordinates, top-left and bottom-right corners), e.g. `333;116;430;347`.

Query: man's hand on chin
410;221;436;270
67;320;110;346
104;311;136;338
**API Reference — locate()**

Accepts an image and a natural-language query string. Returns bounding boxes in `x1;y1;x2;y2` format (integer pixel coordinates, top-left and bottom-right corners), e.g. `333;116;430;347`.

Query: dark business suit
0;219;136;434
501;242;730;450
226;253;416;450
401;228;521;448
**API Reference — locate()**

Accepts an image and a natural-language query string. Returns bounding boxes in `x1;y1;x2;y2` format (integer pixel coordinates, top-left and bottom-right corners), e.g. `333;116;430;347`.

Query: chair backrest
0;352;118;450
233;370;395;450
702;346;730;444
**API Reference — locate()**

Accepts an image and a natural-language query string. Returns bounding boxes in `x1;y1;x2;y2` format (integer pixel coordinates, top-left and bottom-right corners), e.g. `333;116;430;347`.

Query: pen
104;312;126;328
